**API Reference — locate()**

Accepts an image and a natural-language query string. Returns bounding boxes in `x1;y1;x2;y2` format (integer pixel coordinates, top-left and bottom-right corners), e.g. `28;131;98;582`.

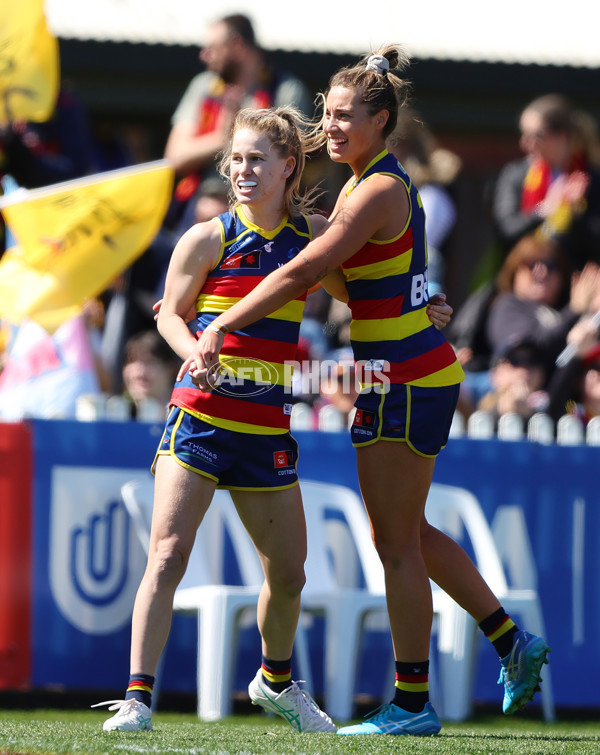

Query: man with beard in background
163;13;312;233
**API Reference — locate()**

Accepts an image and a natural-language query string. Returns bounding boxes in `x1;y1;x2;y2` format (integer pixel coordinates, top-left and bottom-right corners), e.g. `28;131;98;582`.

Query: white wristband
206;322;228;336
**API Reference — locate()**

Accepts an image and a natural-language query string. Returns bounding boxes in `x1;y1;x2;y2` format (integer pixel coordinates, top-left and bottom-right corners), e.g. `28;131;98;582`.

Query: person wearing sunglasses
486;233;600;378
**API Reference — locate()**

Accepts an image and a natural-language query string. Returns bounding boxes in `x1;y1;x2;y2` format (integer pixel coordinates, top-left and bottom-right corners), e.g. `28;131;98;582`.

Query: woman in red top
493;93;600;270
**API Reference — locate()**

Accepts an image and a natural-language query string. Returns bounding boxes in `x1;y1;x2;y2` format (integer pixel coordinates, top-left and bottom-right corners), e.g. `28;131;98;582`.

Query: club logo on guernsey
354;409;376;428
353;409;377;437
273;450;294;468
221;249;262;269
221;241;275;270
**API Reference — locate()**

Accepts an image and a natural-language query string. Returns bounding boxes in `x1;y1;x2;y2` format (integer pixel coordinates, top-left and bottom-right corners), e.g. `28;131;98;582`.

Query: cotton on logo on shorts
354;409;376;428
273;450;294;468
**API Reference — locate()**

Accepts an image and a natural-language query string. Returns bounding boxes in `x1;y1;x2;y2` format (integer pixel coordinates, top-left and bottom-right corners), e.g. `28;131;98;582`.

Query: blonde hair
318;44;412;140
218;106;322;219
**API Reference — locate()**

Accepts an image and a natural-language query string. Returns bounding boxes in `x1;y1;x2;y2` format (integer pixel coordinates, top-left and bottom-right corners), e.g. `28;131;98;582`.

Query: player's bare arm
188;176;407;385
218;175;406;328
157;218;223;361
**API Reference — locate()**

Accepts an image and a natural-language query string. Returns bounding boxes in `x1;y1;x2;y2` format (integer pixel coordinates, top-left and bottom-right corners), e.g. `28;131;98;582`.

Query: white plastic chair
449;410;466;438
497;412;524;441
289;402;314;430
300;479;554;723
299;479;457;721
467;409;495;439
136;397;167;423
527;412;555;444
298;479;388;722
585;415;600;445
120;477;313;720
557;414;584;445
317;404;345;431
425;483;555;722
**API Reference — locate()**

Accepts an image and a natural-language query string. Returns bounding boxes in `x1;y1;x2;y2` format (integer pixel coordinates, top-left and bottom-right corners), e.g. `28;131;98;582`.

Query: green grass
0;709;599;755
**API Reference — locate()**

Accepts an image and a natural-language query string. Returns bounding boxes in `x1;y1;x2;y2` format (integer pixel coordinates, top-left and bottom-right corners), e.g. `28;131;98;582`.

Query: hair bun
365;55;390;75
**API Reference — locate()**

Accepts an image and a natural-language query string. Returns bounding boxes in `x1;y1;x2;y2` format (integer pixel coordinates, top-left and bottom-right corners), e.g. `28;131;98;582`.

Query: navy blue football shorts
152;406;299;491
350;383;460;457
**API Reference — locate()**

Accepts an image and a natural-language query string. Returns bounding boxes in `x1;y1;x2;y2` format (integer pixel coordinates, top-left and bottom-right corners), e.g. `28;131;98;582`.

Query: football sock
479;607;519;658
392;660;429;712
125;673;154;708
261;655;292;693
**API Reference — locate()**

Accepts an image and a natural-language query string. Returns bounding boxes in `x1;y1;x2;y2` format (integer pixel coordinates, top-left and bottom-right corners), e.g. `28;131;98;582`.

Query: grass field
1;708;599;755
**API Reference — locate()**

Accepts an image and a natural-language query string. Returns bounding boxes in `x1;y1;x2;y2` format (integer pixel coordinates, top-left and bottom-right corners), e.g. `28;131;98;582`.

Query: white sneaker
91;699;153;731
248;669;336;733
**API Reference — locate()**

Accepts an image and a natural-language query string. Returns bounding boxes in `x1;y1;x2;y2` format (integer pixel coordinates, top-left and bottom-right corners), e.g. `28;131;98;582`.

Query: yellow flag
0;161;175;332
0;0;60;124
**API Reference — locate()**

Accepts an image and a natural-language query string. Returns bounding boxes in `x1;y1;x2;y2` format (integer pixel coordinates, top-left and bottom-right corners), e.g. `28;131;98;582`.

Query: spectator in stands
446;278;497;414
0;83;97;190
163;12;313;234
81;297;112;394
98;13;315;387
388;109;462;294
0;315;101;421
0;82;98;256
99;15;315;394
190;175;230;225
452;232;600;416
545;316;600;425
99;175;231;395
120;330;179;420
564;343;600;426
477;339;549;428
486;233;600;375
492;94;600;270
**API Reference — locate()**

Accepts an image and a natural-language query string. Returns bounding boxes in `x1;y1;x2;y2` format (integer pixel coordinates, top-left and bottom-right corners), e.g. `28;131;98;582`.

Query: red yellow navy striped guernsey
341;150;464;388
170;207;314;434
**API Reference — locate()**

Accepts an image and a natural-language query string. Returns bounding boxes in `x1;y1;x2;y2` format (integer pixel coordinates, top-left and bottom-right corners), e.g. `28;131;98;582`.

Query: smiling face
229;127;295;212
323;86;387;172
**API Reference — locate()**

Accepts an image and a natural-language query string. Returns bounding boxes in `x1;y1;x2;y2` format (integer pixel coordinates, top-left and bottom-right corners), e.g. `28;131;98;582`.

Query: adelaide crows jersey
341;150;464;388
171;207;314;433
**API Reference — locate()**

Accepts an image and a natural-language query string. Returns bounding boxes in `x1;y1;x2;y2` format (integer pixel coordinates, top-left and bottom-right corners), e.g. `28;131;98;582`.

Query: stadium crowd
2;15;600;441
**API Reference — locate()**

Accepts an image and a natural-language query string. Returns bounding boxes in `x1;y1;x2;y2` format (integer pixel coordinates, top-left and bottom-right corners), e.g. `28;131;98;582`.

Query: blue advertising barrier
29;420;599;709
434;437;599;709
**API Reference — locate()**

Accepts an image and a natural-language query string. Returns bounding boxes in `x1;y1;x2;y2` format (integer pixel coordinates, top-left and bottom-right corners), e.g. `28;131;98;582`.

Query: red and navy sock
479;608;519;659
124;673;154;708
260;656;292;694
392;660;429;713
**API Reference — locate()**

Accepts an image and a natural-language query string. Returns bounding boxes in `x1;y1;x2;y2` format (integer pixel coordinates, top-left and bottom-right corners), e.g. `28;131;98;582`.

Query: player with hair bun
194;45;550;736
94;100;454;734
93;106;336;733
